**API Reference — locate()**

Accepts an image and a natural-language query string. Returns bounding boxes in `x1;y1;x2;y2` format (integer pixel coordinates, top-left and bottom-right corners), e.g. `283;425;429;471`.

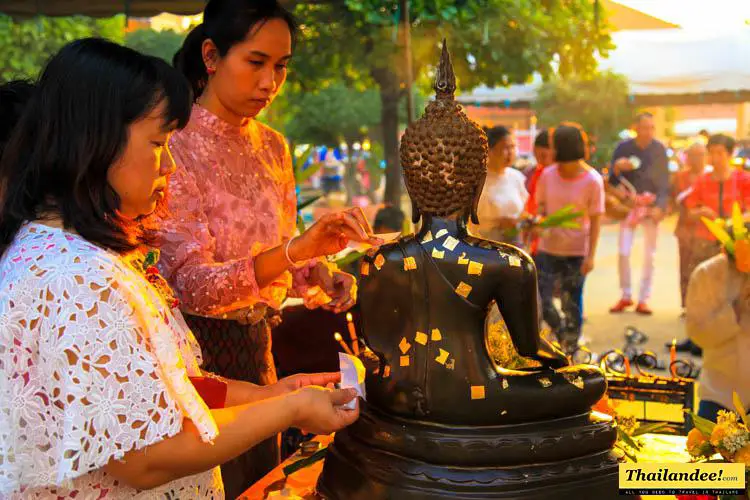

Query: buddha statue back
318;41;625;500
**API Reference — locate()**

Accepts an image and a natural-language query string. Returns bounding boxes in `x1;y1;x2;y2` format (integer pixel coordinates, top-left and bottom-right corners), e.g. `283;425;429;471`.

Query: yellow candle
670;338;677;377
334;332;354;356
346;312;359;355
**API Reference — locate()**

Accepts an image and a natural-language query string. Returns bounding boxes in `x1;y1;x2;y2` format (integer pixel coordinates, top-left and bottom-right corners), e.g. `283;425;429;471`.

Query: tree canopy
290;0;613;205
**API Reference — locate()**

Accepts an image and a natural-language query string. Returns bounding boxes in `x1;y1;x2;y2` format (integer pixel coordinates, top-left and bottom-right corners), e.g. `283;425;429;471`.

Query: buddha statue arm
492;255;568;369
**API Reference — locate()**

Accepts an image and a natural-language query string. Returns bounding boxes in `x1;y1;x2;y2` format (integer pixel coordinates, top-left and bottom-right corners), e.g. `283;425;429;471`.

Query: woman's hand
290;208;382;262
276;372;341;395
290;386;360;435
580;257;595;275
308;262;357;313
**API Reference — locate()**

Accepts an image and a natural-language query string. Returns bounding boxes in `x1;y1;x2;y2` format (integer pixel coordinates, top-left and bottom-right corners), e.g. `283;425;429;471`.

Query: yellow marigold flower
733;444;750;464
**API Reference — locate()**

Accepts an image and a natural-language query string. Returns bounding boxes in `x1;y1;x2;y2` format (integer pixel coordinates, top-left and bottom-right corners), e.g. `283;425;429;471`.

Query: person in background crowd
608;112;670;315
524;129;554;254
373;205;405;234
161;1;378;495
0;38;359;500
535;123;604;354
687;233;750;422
472;126;528;245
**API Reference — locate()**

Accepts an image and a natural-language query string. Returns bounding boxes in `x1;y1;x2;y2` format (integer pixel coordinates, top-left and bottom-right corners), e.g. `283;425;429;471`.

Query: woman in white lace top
0;39;359;499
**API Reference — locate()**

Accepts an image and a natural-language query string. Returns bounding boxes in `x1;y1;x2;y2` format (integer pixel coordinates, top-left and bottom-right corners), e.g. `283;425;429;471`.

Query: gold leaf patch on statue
445;358;455;370
431;328;442;341
467;261;483;276
564;373;585;390
415;331;428;345
470;385;485;400
421;231;434;244
435;229;449;239
457;252;469;265
374;254;386;270
399;337;411;354
400;356;410;367
500;410;508;416
501;378;509;390
432;248;445;259
508;255;521;267
443;236;459;251
479;241;493;249
360;261;370;276
538;377;552;388
455;282;472;298
403;256;417;271
435;348;449;365
383;365;391;378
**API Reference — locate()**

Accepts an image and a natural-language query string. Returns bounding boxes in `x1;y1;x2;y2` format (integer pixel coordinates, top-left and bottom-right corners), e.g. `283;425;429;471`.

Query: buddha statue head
400;40;488;225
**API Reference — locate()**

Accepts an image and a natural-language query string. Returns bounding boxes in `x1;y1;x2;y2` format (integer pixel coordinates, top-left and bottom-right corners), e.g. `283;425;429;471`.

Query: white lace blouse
0;223;223;499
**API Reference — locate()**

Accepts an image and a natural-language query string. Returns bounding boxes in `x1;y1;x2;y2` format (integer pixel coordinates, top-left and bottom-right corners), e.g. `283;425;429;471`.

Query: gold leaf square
501;378;509;390
399;337;411;354
374;254;386;270
508;255;521;267
467;261;484;276
435;229;449;239
538;377;552;388
445;359;455;370
400;356;410;367
500;410;508;416
415;331;428;345
435;348;449;365
403;256;417;271
432;248;445;259
455;282;472;298
457;252;469;265
360;261;370;276
383;365;391;378
431;328;442;341
471;385;486;400
421;231;434;244
443;236;459;251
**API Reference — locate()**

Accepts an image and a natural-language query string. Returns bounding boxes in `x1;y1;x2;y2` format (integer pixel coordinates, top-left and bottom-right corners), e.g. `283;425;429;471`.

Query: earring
207;66;216;75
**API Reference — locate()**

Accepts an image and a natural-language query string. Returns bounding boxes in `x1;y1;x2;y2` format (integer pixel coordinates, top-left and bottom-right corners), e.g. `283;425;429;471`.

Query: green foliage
290;0;612;204
534;70;633;168
278;83;381;147
0;14;124;82
124;28;185;63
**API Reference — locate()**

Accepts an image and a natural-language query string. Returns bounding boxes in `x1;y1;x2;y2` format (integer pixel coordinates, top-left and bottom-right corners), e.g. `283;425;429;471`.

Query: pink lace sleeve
158;149;262;317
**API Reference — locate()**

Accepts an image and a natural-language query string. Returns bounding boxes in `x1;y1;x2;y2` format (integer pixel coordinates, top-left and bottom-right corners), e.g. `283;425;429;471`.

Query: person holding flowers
686;205;750;422
534;123;604;354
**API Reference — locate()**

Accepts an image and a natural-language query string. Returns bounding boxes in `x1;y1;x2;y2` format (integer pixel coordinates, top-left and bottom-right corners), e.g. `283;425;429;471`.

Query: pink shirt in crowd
536;164;605;257
158;105;325;317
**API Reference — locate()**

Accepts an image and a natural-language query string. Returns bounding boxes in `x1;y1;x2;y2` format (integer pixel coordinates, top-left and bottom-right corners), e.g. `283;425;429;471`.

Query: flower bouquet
701;202;750;273
593;394;670;462
683;392;750;500
505;204;584;240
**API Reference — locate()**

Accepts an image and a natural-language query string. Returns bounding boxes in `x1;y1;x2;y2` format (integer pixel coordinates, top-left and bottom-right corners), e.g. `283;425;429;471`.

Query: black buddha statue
318;41;623;500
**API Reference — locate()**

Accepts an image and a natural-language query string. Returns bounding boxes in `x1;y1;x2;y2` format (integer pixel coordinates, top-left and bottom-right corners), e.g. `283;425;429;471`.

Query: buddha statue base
317;404;623;500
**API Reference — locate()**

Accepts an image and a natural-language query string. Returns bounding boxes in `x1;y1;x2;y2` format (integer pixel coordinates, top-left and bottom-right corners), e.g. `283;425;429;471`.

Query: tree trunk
344;140;357;204
373;67;402;207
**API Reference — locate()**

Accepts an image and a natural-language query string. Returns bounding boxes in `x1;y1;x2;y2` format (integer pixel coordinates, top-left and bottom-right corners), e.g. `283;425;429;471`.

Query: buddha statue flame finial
400;39;488;223
434;39;456;98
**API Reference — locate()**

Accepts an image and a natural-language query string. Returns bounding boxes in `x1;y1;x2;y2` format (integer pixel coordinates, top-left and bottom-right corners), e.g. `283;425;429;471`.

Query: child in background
535;123;604;353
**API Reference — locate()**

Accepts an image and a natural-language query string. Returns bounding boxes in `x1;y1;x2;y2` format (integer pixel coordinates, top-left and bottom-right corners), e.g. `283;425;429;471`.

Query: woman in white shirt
0;38;362;499
471;126;529;244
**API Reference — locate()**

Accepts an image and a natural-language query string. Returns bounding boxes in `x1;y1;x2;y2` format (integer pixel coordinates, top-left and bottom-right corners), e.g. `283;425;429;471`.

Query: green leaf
335;250;365;268
282;447;328;476
297;195;323;212
296;214;307;234
296;162;325;185
631;422;671;437
687;411;717;438
617;427;642;451
615;443;638;462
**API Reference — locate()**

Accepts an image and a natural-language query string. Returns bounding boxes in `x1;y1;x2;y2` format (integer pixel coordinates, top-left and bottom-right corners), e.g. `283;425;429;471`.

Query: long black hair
174;0;298;98
0;38;192;254
0;80;35;152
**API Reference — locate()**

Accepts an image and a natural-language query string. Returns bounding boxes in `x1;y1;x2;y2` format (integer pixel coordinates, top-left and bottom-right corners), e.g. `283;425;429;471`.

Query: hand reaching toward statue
290;208;382;262
290;386;360;435
308;261;357;314
276;372;342;394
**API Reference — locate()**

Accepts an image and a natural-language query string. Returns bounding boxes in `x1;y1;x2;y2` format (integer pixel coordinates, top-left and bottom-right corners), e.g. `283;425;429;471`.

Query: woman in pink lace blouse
158;1;377;495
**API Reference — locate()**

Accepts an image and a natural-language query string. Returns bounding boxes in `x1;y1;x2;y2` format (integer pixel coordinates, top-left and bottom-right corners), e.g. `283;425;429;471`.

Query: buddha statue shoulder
356;42;605;425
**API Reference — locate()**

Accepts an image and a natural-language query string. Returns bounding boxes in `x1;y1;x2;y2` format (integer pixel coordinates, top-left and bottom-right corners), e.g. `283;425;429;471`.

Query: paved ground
581;216;701;373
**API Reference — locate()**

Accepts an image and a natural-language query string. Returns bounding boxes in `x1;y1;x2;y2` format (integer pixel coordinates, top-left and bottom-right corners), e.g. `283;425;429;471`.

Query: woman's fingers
346;207;374;235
